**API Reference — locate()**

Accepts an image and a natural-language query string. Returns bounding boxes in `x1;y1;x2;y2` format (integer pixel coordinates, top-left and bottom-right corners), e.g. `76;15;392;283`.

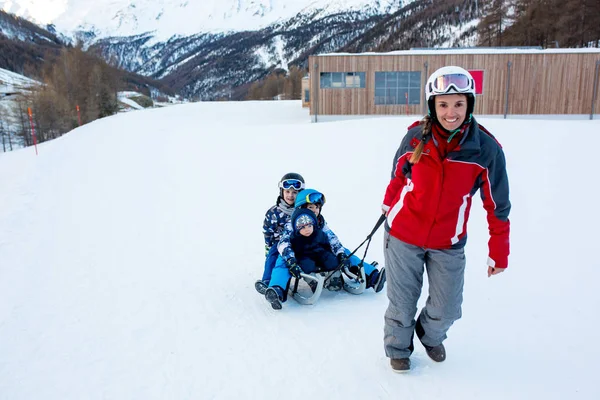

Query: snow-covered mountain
84;0;478;100
0;8;64;44
1;0;405;40
1;0;480;100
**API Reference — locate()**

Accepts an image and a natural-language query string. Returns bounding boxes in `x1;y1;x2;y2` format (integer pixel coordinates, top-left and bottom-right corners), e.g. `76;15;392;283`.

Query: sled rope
347;214;386;259
291;214;386;292
326;214;387;283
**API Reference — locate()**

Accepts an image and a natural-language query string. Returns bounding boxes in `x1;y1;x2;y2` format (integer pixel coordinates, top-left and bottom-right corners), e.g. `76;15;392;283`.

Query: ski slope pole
27;107;38;155
76;105;81;126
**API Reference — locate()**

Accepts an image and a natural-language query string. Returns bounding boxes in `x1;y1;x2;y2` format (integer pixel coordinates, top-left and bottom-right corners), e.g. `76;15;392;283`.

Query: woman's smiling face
434;94;468;131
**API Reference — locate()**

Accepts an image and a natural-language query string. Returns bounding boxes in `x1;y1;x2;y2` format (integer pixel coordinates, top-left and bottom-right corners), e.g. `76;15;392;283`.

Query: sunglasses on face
279;179;305;190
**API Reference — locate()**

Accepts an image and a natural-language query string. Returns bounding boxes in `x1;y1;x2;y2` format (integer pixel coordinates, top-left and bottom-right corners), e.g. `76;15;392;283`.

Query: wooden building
307;48;600;121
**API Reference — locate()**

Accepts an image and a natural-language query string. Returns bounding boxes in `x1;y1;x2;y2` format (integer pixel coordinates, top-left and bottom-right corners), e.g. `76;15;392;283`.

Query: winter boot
367;267;386;293
265;286;284;310
415;317;446;362
327;270;343;291
423;343;446;362
390;358;411;373
255;280;268;295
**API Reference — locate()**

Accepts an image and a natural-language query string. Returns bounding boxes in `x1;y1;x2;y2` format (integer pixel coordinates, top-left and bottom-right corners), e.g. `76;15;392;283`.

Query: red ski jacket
383;118;511;269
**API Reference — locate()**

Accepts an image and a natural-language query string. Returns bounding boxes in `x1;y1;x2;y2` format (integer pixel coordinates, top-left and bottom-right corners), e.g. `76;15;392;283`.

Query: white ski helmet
426;66;476;118
425;66;476;100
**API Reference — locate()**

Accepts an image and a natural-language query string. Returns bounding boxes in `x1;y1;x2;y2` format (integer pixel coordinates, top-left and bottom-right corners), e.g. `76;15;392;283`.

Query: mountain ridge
85;0;478;99
0;0;407;41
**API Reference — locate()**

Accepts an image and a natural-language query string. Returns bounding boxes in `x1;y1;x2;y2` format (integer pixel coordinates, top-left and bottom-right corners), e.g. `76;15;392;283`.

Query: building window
375;71;421;105
320;72;366;88
304;89;310;102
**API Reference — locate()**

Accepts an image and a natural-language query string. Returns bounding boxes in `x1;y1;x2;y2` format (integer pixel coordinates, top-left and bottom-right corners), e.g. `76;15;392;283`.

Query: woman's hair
409;115;432;164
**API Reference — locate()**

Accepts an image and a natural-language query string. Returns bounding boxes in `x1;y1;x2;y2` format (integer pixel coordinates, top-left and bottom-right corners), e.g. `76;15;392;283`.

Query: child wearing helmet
264;206;342;310
255;173;305;295
293;189;386;292
264;189;387;310
381;66;511;372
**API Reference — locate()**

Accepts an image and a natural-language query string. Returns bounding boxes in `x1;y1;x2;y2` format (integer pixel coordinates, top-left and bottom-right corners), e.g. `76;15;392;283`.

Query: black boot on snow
265;286;284;310
255;280;268;295
423;343;446;362
390;358;411;373
415;317;446;362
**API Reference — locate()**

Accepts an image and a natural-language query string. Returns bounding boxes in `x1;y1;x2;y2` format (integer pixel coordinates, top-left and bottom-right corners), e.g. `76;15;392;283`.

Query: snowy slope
1;0;404;40
0;101;599;399
0;67;37;92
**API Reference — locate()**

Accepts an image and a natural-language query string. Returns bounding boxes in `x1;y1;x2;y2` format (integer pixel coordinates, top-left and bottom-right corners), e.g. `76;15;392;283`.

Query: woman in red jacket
382;66;511;373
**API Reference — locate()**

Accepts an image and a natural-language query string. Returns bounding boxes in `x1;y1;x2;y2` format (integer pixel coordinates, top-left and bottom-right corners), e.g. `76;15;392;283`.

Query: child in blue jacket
265;189;386;310
255;172;305;295
292;189;386;293
265;207;340;310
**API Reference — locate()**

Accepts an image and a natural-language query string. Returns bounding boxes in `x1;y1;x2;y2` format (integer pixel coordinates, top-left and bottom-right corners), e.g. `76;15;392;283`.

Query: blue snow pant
269;248;379;295
269;257;292;294
261;245;280;282
383;232;466;360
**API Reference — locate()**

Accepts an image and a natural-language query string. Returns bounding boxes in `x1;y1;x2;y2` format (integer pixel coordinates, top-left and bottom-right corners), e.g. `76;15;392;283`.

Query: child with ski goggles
265;207;342;310
263;188;387;310
294;189;386;294
256;173;306;295
279;179;305;191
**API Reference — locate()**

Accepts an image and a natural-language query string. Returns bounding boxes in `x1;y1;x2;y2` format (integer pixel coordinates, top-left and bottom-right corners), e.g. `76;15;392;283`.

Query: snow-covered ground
0;67;37;92
0;101;598;399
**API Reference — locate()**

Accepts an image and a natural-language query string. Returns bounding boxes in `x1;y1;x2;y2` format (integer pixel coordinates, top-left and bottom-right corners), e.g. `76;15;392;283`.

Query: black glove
337;253;351;269
286;258;303;279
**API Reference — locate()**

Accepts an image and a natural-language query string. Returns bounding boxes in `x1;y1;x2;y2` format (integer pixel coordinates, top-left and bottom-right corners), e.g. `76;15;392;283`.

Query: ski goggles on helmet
303;191;325;206
430;73;472;95
279;179;305;190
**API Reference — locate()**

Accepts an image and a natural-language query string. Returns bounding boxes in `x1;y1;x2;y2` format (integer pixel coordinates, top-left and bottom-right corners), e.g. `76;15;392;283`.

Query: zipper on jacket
424;148;445;247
